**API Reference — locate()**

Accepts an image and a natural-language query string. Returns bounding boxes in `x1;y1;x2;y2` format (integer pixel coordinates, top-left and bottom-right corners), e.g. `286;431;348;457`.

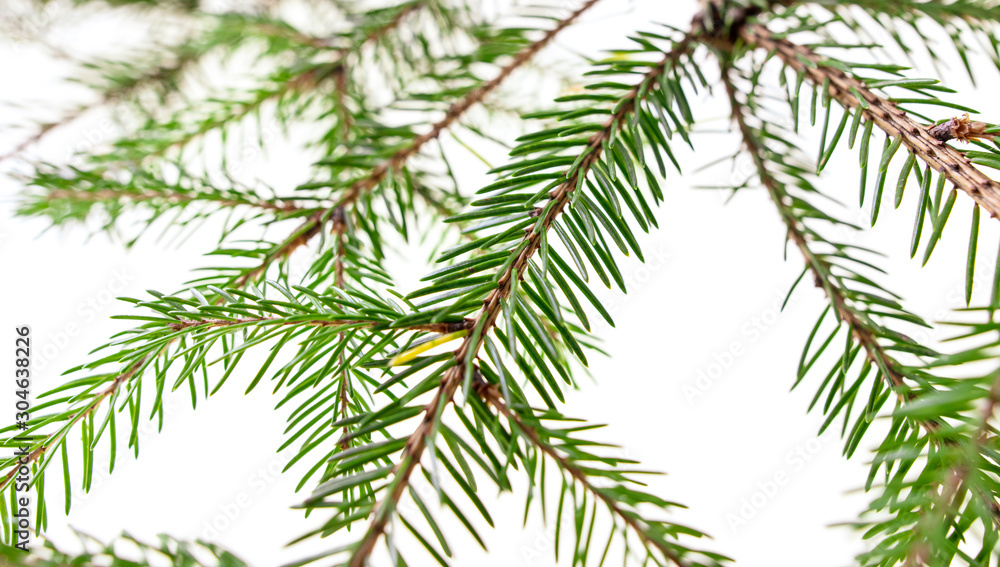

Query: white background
2;0;999;565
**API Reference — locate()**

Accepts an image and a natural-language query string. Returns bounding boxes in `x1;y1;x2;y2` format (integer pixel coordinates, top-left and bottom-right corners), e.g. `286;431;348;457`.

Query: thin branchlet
331;206;352;448
0;48;203;163
721;62;915;407
164;316;470;334
474;381;696;567
44;188;302;213
138;3;424;163
742;24;1000;219
2;12;357;164
234;0;606;287
0;357;146;491
0;305;469;490
912;371;1000;557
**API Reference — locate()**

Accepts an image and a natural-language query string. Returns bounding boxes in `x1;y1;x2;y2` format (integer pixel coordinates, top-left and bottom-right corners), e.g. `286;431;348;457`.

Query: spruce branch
12;1;434;245
15;0;1000;563
18;167;315;241
0;267;480;522
810;0;1000;77
0;42;202;164
143;0;424;161
752;0;1000;90
721;61;917;406
284;26;705;560
1;12;341;163
741;24;1000;220
338;32;696;567
919;369;1000;537
0;357;145;492
230;0;604;288
720;53;929;431
332;206;352;449
0;275;449;506
334;0;603;209
831;0;1000;23
3;532;247;566
720;55;1000;549
162;315;471;334
474;379;726;567
42;187;300;213
854;315;1000;565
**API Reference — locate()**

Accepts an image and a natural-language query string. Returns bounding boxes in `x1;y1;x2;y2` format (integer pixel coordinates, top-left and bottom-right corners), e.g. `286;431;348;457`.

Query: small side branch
0;357;145;491
165;315;471;334
720;64;910;400
741;24;1000;219
333;206;351;449
44;188;301;213
474;381;696;567
0;49;202;163
0;312;469;489
237;0;605;286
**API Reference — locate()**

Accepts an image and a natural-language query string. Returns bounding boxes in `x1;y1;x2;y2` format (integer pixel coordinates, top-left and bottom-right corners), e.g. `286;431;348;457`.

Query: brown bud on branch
928;113;997;143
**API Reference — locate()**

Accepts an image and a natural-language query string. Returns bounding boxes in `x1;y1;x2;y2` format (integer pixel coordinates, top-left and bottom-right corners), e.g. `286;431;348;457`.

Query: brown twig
335;68;353;140
474;381;695;567
332;206;353;449
165;315;471;334
741;24;1000;220
45;188;301;213
0;358;146;491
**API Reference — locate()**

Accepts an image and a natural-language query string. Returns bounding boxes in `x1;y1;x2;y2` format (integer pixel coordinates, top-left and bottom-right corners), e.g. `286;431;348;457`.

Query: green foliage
6;0;1000;566
722;61;936;461
853;311;1000;567
0;532;247;566
813;0;1000;82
